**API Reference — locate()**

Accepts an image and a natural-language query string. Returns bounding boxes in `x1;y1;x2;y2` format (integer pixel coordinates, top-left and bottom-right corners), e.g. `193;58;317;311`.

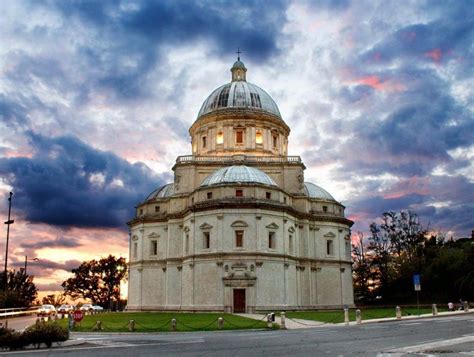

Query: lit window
235;230;244;248
236;131;243;144
151;240;158;255
203;232;210;249
326;240;334;255
202;136;207;148
236;189;243;197
207;192;213;199
268;232;275;249
323;206;328;213
266;192;271;199
155;206;160;213
216;131;224;144
256;131;263;144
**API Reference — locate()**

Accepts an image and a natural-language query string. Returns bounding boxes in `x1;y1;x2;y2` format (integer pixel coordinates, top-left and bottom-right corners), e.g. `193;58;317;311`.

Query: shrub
0;328;29;351
25;321;69;348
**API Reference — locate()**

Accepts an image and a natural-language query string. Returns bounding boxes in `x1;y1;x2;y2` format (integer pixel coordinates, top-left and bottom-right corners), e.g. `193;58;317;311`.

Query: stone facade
127;60;354;312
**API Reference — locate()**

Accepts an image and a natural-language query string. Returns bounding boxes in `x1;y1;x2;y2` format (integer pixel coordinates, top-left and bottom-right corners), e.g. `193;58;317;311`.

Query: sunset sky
0;0;473;296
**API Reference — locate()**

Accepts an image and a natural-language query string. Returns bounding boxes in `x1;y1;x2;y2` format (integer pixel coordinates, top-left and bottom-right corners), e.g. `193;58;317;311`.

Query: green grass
57;312;272;332
284;306;448;323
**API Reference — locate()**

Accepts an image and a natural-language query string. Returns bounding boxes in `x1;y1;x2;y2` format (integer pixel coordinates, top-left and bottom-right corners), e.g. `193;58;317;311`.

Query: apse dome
304;182;336;201
200;166;277;187
146;183;175;200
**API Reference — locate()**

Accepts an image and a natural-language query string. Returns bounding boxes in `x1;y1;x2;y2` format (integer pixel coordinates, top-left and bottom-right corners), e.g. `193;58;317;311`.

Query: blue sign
413;274;420;285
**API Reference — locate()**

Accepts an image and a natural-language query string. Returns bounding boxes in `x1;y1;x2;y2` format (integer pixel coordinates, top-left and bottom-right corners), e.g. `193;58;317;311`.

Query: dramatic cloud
0;132;164;228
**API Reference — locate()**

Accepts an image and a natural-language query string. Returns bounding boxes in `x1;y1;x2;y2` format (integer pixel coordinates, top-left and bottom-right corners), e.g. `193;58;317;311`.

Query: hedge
0;321;69;350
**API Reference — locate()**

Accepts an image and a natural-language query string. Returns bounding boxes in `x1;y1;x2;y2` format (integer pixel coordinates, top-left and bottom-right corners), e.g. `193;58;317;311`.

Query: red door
233;289;246;313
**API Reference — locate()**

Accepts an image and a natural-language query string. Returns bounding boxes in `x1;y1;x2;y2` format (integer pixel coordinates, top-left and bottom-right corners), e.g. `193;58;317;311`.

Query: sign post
73;310;84;328
413;274;421;315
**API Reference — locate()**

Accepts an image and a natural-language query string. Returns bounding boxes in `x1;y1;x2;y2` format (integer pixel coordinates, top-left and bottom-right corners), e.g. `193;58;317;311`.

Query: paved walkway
234;313;330;329
235;309;474;330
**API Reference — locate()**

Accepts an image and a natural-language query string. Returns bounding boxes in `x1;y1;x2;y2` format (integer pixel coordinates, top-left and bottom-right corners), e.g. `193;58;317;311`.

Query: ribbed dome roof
146;183;175;200
197;81;281;119
200;166;277;187
304;182;336;201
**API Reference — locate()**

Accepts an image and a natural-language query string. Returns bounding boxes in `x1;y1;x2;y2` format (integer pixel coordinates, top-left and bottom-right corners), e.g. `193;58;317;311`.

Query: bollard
432;304;438;316
171;318;177;331
93;321;103;331
396;306;402;320
280;312;286;330
128;320;135;331
218;317;224;330
267;314;273;329
464;301;469;312
356;309;362;325
344;307;349;326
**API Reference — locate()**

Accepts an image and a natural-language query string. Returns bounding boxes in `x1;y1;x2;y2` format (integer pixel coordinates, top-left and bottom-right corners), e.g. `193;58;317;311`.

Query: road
1;313;473;356
0;315;37;331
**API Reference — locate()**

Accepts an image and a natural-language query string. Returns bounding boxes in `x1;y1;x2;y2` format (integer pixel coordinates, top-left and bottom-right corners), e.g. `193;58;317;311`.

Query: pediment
324;232;336;238
231;220;248;228
148;232;160;238
266;222;279;230
200;223;213;230
288;226;295;233
183;226;191;233
131;235;139;241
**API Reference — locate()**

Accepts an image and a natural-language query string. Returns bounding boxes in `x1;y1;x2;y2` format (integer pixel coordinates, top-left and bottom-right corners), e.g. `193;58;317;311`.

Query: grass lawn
284;306;448;323
57;312;272;332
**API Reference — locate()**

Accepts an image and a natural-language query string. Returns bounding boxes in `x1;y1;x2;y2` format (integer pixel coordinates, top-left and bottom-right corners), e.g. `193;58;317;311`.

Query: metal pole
4;192;14;288
416;291;420;315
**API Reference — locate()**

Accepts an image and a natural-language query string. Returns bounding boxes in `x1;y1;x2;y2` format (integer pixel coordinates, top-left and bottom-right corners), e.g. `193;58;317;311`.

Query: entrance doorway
233;289;246;313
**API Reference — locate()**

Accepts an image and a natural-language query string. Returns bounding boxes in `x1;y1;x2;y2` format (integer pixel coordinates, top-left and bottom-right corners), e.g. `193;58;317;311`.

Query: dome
197;81;281;119
200;166;277;187
304;182;336;201
232;60;246;69
146;183;175;200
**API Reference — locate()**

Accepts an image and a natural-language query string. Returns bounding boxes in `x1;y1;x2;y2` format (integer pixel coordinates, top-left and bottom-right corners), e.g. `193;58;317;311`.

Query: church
127;57;354;312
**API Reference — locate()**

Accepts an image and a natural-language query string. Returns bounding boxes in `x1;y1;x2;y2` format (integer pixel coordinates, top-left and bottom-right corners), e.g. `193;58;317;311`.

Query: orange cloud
424;48;442;62
351;75;406;92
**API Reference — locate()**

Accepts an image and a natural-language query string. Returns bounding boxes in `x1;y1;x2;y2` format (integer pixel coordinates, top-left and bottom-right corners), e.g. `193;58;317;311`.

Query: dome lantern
231;50;247;81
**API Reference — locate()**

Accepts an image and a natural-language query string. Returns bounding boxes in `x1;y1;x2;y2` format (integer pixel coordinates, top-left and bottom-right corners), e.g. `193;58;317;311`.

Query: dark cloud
0;132;165;229
21;236;83;250
43;0;288;100
11;258;81;272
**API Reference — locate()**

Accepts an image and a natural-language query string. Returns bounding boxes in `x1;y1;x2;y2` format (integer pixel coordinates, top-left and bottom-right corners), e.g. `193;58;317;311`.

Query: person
459;299;464;311
448;302;454;311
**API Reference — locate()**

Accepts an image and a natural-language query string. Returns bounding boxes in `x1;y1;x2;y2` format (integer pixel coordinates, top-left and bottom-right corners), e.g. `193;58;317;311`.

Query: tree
42;293;66;306
62;255;127;308
0;269;38;308
352;232;374;301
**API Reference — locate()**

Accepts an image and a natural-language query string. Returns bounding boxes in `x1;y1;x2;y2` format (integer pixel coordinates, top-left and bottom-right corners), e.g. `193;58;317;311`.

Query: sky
0;0;473;296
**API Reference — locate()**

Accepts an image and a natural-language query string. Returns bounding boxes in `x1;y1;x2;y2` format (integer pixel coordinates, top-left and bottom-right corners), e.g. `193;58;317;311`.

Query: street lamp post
24;256;39;274
3;192;14;288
